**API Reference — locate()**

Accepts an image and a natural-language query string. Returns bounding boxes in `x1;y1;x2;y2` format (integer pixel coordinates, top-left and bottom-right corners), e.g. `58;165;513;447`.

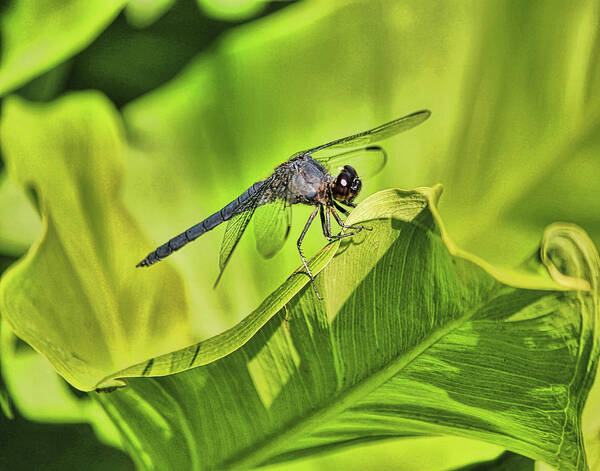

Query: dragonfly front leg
319;205;329;238
297;206;322;300
329;206;372;234
333;201;350;216
321;205;358;240
319;205;340;241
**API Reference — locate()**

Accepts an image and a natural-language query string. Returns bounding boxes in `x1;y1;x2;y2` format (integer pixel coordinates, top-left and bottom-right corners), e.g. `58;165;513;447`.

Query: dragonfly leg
333;201;372;231
319;205;330;238
330;206;372;233
297;206;322;300
320;204;338;241
327;204;362;239
333;201;349;216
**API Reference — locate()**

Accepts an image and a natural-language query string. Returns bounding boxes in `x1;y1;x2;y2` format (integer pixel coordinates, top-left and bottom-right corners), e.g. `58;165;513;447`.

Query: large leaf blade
0;93;193;391
98;188;599;470
96;242;337;388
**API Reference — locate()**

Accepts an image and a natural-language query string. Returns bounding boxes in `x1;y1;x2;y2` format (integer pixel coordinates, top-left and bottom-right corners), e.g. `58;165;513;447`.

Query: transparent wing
253;199;292;259
299;109;431;156
214;177;278;286
313;146;387;180
215;207;256;287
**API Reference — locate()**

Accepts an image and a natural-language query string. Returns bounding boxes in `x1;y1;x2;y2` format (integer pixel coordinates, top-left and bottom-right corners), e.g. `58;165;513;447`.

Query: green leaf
0;318;125;449
196;0;266;22
97;188;600;471
0;321;13;420
0;391;11;420
125;0;176;28
0;93;193;391
0;172;40;255
97;242;336;388
450;451;534;471
438;0;600;270
113;2;600;466
263;436;504;471
0;0;126;97
0;394;134;471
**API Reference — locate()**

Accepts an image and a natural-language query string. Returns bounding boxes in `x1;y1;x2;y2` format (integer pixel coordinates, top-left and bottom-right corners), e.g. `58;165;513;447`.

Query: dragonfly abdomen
136;180;266;267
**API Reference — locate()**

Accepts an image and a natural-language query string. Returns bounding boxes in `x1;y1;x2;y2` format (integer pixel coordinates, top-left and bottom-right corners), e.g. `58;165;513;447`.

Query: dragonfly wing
300;109;431;155
214;176;278;286
253;199;292;259
313;146;387;180
215;206;257;287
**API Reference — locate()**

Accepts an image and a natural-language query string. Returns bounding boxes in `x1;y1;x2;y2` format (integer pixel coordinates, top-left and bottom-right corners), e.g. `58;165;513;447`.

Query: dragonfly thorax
331;165;361;204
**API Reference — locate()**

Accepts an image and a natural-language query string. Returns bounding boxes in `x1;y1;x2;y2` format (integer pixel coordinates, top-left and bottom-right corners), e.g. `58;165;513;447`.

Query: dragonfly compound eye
332;165;361;203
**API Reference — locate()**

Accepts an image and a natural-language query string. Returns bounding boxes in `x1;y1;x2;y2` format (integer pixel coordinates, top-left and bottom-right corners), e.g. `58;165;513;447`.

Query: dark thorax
280;154;332;206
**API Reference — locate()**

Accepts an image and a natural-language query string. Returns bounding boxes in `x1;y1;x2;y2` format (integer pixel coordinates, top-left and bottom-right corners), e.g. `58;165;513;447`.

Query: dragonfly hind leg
297;206;323;300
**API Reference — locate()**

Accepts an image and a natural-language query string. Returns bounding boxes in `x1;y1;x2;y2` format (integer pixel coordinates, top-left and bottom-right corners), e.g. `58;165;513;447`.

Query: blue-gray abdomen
136;180;266;267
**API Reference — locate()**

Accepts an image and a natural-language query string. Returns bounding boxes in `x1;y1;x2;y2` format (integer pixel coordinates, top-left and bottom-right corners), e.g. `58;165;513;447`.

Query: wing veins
215;179;274;286
295;109;431;157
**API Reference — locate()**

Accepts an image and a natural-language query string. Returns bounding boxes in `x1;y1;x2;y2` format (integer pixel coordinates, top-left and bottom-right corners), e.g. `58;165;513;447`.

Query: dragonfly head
331;165;361;204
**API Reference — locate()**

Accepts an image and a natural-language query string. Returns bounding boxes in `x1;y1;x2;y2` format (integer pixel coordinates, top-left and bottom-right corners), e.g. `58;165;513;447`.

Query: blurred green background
0;0;599;469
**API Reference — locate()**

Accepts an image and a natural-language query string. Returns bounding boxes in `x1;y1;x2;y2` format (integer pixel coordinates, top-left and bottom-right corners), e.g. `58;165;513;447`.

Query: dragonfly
137;109;431;299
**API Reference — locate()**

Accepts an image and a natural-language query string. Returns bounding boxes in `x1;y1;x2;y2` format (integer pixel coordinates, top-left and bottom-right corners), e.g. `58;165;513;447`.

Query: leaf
0;318;126;451
97;241;336;388
0;391;11;420
125;0;176;28
450;451;534;471
438;0;600;269
65;0;252;107
263;436;504;471
0;172;40;255
113;2;600;466
0;93;193;391
0;388;134;471
0;0;127;97
97;188;600;471
0;321;13;420
196;0;266;22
